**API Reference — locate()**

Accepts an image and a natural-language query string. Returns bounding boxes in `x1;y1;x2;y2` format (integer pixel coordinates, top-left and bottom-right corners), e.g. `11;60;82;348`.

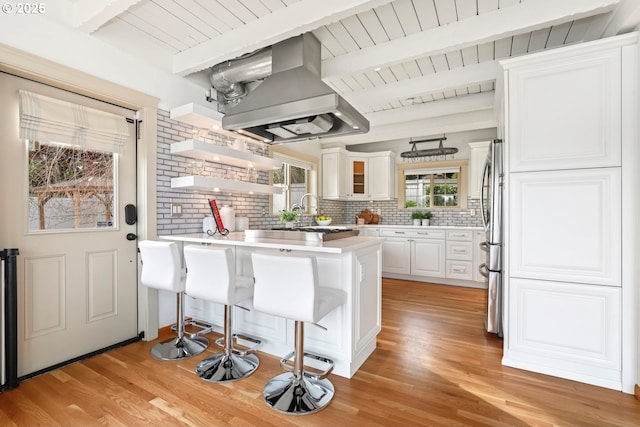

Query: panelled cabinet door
322;150;347;199
507;47;622;171
509;168;621;286
504;278;621;389
381;239;410;274
411;239;445;278
368;154;395;200
468;141;490;199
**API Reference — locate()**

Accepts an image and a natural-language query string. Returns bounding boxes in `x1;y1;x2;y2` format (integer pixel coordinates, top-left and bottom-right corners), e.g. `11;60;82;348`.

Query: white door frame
0;44;161;342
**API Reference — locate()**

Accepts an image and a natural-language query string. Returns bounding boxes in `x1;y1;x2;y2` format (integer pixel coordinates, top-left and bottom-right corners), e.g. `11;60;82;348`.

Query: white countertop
355;224;484;230
159;232;383;254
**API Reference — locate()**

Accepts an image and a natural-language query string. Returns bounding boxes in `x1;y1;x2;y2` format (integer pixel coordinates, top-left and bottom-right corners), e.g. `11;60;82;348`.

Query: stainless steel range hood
211;33;369;143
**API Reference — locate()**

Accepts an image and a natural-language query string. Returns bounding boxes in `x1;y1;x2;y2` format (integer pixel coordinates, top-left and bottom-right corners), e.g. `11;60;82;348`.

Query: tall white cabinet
501;33;638;393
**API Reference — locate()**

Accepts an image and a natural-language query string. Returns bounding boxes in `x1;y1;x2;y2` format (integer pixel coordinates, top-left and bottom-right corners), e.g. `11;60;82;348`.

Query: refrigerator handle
480;158;490;231
479;262;489;278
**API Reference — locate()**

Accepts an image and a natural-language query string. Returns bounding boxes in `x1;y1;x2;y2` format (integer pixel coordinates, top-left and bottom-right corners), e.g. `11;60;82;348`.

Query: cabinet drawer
380;228;445;239
446;260;473;281
446;230;473;241
446;241;473;261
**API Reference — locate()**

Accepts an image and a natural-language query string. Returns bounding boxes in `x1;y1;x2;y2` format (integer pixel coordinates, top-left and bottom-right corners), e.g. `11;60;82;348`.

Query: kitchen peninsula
160;231;382;378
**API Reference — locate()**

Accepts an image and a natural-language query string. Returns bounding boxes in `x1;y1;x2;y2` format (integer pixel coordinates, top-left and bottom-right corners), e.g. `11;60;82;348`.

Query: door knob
126;233;137;241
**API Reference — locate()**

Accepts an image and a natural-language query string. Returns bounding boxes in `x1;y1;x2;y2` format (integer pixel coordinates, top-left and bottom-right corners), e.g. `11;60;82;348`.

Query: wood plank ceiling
72;0;633;145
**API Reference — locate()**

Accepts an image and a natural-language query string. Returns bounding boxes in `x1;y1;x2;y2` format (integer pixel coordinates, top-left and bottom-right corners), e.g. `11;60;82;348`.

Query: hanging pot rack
400;136;458;159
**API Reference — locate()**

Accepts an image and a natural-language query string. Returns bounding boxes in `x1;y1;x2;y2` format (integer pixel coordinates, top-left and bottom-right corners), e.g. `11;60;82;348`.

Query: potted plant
280;210;299;228
411;211;424;226
422;211;432;226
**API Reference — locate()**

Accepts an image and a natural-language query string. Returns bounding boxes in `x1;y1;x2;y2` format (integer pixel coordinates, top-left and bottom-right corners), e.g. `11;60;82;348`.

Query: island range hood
210;33;369;143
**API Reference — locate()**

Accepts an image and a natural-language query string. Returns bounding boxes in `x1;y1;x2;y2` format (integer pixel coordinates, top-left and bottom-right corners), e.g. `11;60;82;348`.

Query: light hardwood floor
1;278;638;426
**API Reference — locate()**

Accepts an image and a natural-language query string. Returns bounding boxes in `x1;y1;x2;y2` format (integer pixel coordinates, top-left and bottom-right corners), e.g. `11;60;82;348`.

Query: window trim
269;146;318;215
397;159;468;210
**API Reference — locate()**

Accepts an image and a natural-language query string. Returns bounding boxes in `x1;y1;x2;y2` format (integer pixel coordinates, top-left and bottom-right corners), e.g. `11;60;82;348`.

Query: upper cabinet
468;141;490;199
504;45;622;172
321;148;395;201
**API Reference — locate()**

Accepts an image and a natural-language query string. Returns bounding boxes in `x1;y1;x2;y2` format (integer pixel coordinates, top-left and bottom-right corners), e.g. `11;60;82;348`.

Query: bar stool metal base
150;335;209;361
195;352;259;382
263;372;335;415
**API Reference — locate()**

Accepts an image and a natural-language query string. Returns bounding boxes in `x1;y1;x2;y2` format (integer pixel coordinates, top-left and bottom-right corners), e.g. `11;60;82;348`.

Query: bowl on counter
316;218;332;226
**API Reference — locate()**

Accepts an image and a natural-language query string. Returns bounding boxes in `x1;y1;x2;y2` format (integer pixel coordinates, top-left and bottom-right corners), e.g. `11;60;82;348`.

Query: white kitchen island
159;232;382;379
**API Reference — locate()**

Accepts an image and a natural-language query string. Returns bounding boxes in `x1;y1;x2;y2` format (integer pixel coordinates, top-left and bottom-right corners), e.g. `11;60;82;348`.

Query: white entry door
0;73;139;376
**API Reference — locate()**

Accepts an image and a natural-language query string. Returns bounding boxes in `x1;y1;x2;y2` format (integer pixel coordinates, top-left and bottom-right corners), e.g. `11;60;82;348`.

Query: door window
27;141;116;231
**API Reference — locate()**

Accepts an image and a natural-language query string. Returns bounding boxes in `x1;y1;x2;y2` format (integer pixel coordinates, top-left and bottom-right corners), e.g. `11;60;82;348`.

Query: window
398;160;468;210
270;150;317;215
27;141;116;231
18;89;129;232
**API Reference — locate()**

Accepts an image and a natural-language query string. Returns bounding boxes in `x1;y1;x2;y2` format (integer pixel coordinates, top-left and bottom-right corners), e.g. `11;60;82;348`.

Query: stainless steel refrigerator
479;139;503;337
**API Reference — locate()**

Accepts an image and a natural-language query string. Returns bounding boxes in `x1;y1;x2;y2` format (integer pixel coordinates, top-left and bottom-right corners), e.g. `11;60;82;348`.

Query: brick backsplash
156;109;278;235
156;109;483;234
322;198;483;227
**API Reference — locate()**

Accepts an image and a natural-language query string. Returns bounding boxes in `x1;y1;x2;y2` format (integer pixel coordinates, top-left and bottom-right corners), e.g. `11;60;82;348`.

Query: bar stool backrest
251;252;319;323
184;245;235;304
138;240;185;292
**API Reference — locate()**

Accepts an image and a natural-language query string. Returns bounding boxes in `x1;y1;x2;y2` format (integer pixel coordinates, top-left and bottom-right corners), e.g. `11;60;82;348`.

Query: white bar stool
251;252;347;415
184;245;262;382
138;240;208;360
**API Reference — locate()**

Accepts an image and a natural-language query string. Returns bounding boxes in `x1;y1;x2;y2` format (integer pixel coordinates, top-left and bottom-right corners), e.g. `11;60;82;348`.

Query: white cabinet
381;237;410;275
445;230;473;281
503;278;621;389
381;227;486;288
321;148;347;199
321;148;395;201
509;168;621;286
366;153;396;200
506;46;622;172
381;228;445;278
230;243;382;379
501;34;637;392
358;226;380;237
468;141;490;199
411;239;445;278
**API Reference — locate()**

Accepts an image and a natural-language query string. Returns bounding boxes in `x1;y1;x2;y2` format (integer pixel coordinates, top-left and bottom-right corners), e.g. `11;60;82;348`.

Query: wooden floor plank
1;279;638;426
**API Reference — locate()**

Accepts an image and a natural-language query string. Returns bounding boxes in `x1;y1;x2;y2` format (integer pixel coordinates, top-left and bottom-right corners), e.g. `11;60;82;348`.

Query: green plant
279;210;299;222
405;200;418;208
411;211;425;220
423;211;432;219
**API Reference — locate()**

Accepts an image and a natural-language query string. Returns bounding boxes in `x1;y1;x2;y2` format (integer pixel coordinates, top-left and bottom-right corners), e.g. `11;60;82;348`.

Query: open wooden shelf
170;139;281;170
171;175;283;195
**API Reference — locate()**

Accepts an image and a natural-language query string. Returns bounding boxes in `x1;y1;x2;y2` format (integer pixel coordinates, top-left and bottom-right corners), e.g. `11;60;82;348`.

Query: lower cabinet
411;239;445;277
381;227;484;287
381;238;410;274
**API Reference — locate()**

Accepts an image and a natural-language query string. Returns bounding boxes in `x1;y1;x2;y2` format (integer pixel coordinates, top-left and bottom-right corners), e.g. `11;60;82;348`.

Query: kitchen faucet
298;193;318;227
290;203;304;227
